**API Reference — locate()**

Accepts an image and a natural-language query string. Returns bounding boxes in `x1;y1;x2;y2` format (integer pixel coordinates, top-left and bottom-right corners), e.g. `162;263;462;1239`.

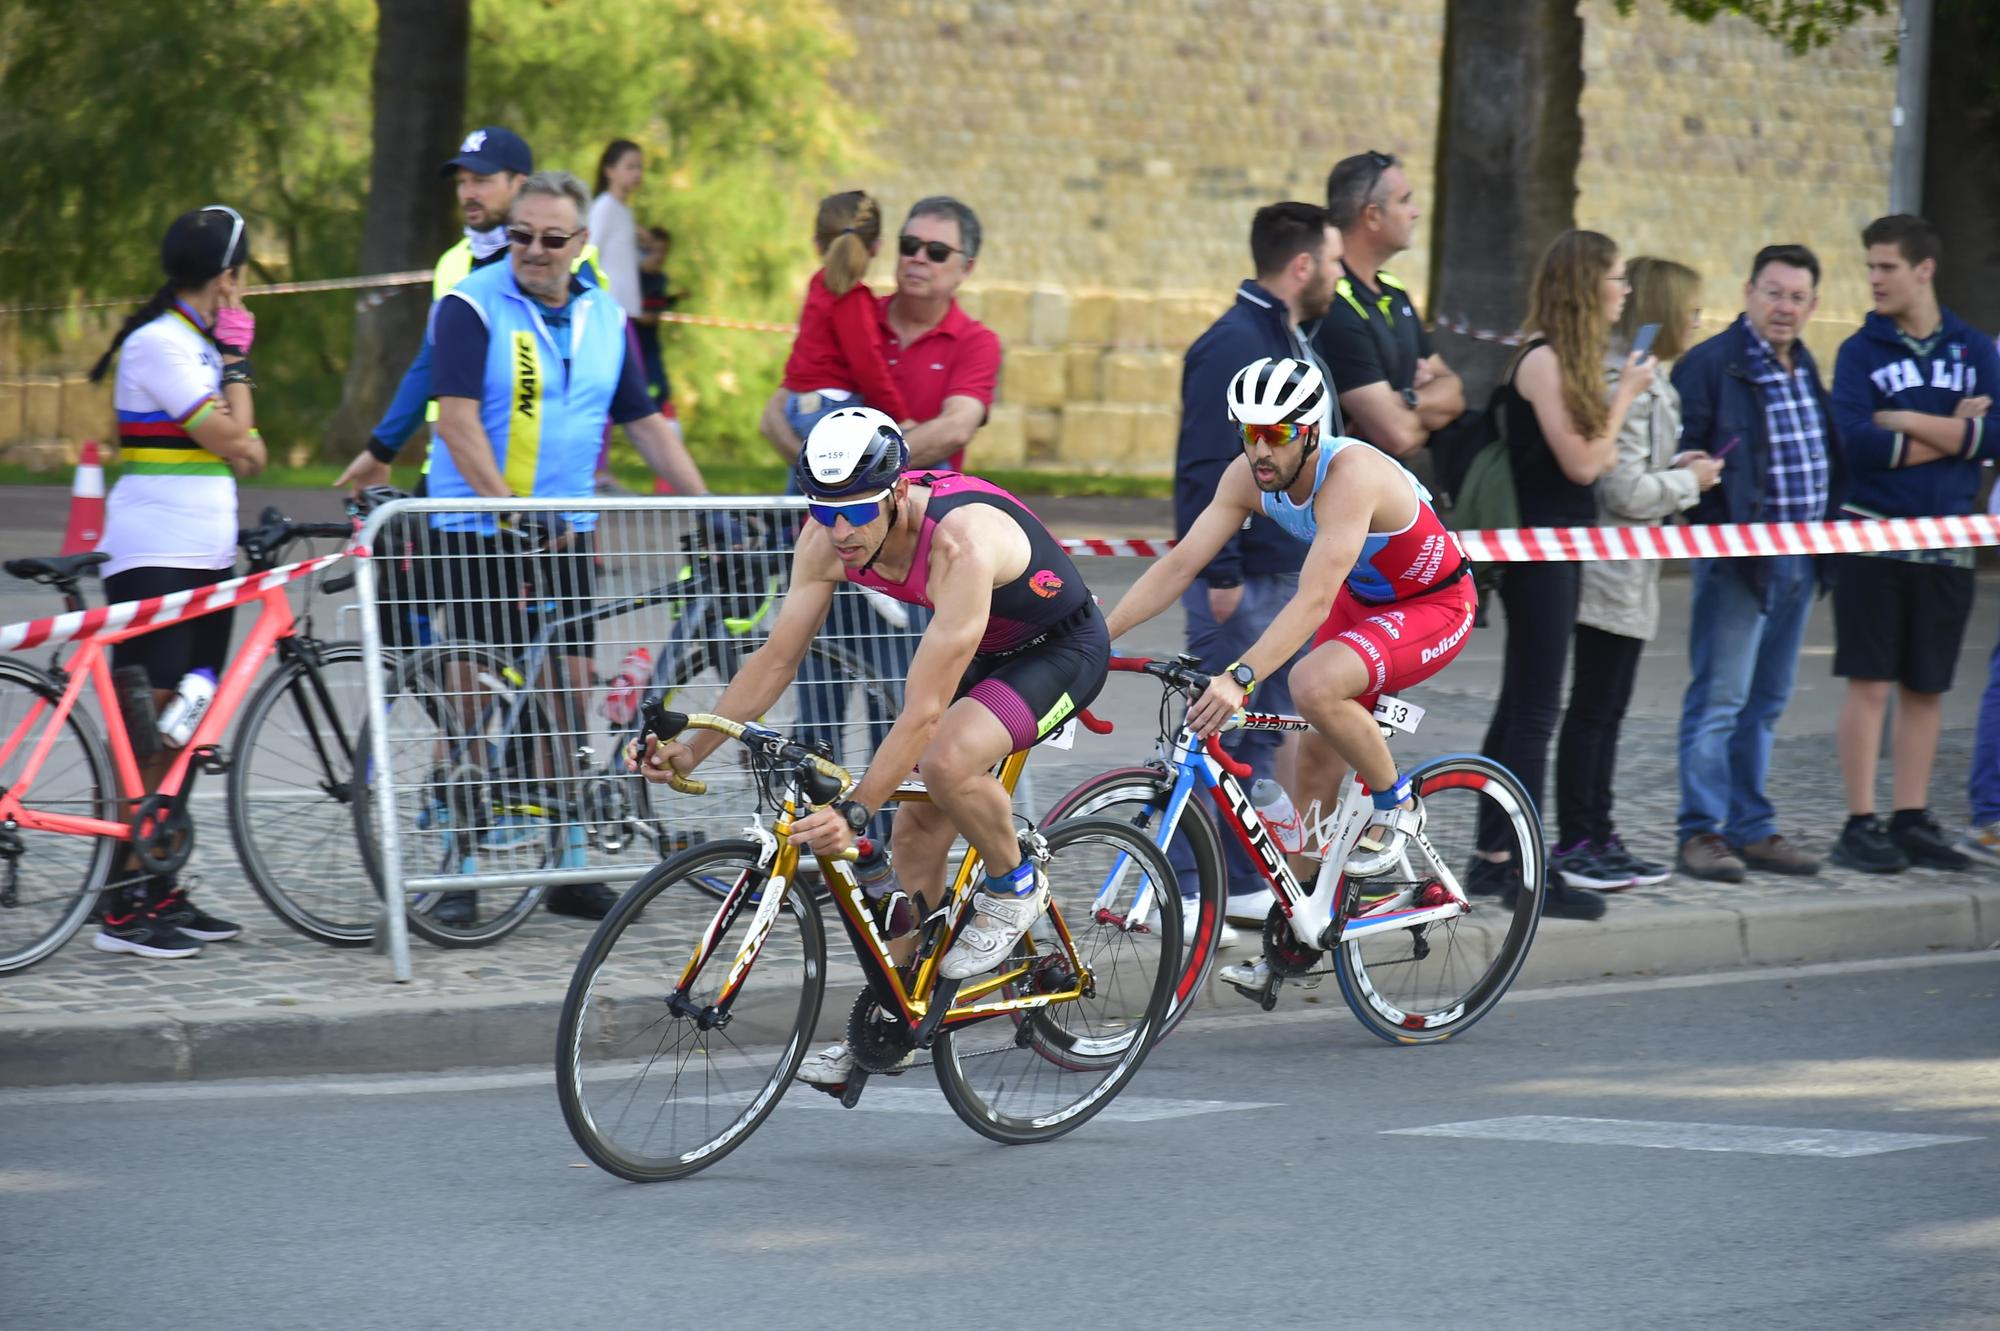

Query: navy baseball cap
441;126;533;177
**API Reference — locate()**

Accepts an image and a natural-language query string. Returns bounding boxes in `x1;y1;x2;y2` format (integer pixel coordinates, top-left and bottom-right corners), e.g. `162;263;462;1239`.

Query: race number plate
1042;718;1077;750
1372;696;1425;735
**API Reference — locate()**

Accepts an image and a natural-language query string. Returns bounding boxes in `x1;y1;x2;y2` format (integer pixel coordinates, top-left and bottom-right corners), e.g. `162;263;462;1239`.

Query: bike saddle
4;551;109;584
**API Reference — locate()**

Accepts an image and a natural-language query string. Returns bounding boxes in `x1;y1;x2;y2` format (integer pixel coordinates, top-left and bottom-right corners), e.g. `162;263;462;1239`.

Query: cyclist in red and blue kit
1106;355;1474;977
633;406;1107;1088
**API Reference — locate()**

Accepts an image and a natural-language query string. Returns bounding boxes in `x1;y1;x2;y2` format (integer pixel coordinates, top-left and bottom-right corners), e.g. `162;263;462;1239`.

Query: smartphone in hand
1630;323;1661;359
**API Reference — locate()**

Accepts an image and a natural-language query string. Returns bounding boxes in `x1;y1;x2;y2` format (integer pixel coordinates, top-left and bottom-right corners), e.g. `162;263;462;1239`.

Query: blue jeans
1169;574;1302;901
785;391;864;446
1676;555;1815;846
1969;631;2000;825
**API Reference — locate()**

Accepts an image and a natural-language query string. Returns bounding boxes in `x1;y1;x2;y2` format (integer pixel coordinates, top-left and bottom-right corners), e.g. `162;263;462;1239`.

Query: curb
5;886;1998;1088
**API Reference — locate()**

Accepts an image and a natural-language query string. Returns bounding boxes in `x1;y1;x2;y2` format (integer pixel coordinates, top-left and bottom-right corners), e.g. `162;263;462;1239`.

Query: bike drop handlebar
1104;653;1253;778
641;701;856;801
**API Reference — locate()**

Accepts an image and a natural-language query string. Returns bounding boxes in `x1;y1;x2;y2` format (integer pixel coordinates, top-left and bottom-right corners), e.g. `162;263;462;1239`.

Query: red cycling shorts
1310;570;1477;710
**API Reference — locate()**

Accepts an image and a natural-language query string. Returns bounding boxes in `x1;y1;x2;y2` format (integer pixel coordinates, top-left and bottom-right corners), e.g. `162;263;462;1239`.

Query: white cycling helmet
1226;356;1331;431
795;406;908;498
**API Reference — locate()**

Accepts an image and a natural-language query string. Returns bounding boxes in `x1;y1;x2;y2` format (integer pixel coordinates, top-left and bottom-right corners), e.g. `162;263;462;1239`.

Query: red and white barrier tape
0;550;349;654
1059;515;2000;563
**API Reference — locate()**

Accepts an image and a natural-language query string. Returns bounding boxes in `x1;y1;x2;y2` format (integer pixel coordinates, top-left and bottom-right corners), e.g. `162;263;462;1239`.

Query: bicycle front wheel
352;643;554;948
0;660;116;973
1334;753;1545;1044
557;840;826;1182
228;642;378;946
934;817;1181;1146
1040;765;1229;1040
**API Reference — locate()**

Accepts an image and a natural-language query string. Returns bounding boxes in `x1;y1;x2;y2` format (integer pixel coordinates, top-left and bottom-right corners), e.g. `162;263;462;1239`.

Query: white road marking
779;1086;1275;1122
1384;1114;1980;1158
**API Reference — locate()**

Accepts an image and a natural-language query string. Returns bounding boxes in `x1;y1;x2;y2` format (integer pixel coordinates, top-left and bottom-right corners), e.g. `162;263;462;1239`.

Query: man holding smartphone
1670;244;1845;883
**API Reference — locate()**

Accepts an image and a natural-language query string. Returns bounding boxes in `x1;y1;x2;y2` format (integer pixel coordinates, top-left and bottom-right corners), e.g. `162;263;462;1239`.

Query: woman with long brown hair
1553;256;1722;892
1471;229;1655;919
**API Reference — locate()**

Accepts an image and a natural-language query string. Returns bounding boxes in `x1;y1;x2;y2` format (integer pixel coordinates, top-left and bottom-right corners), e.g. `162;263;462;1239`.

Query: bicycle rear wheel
1040;765;1228;1039
352;643;553;948
1334;753;1544;1044
933;817;1180;1146
0;660;116;973
557;840;825;1182
228;642;377;946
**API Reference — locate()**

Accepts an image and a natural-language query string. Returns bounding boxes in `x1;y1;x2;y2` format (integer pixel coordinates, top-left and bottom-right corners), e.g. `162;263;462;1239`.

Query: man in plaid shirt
1670;244;1846;884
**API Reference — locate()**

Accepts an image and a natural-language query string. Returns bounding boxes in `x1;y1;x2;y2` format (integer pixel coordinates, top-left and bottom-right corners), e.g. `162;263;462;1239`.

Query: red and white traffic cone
59;438;107;554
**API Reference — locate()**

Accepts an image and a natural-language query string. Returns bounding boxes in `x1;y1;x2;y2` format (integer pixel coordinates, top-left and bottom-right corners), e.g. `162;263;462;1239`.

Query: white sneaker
1219;956;1271;988
1346;797;1426;878
1224;887;1275;926
941;873;1051;980
795;1041;913;1087
1955;821;2000;870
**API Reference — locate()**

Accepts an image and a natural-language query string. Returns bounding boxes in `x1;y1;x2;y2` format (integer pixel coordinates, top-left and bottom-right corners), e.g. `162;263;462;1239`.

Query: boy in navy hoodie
1829;214;2000;874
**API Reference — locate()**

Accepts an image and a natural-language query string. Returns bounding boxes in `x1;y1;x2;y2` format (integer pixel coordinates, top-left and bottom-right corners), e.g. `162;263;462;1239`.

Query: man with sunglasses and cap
1105;356;1475;992
337;126;538;493
634;406;1106;1091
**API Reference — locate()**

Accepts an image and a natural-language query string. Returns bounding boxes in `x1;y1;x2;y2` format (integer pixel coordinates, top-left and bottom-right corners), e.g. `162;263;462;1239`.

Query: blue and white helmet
795;407;908;498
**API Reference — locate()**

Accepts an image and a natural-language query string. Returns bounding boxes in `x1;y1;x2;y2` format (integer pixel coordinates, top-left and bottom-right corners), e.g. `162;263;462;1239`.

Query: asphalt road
7;954;1996;1330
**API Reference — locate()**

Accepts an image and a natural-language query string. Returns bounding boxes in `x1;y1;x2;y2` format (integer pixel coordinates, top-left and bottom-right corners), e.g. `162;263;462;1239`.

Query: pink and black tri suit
846;473;1109;750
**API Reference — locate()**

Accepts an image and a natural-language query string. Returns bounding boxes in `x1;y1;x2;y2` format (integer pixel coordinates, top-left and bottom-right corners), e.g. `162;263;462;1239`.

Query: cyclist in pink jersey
1106;356;1476;892
634;407;1108;1088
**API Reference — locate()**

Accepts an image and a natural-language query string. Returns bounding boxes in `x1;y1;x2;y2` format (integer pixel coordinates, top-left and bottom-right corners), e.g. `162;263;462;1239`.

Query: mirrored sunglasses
1238;421;1318;451
806;489;891;528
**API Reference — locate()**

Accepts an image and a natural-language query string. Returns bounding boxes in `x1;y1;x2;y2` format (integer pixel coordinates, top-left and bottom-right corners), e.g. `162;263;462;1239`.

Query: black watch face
843;803;870;831
1231;664;1255;688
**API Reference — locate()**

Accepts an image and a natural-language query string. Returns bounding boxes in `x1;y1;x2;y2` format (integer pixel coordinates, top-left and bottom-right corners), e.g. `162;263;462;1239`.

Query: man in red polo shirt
760;195;1001;470
760;196;1002;814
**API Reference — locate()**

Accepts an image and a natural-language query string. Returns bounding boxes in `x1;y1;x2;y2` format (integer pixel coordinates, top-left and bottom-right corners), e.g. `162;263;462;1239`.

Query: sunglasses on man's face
1239;421;1318;452
807;489;891;529
898;234;963;263
508;227;580;251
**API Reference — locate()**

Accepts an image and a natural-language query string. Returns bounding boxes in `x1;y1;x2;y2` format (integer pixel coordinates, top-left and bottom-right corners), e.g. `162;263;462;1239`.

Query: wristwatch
1225;660;1257;694
1400;386;1420;410
837;800;872;833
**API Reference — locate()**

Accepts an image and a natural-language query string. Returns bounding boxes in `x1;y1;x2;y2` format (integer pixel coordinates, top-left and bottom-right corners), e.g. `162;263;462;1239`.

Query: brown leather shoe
1735;834;1821;876
1677;832;1746;883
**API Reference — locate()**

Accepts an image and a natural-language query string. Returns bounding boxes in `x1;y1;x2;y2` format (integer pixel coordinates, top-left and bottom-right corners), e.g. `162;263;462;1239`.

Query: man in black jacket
1173;201;1340;926
1670;243;1846;883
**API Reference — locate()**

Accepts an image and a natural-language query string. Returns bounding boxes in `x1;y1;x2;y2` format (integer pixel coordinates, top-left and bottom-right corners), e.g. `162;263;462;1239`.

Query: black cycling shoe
429;891;478;926
545;882;619;920
1890;811;1971;872
1830;816;1909;874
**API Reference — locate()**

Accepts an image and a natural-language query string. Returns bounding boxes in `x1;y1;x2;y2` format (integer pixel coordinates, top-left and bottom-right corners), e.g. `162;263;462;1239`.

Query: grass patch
0;458;1172;501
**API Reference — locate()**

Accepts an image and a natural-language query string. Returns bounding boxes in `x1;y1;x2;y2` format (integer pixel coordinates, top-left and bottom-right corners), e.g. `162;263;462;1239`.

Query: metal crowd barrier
353;494;1040;979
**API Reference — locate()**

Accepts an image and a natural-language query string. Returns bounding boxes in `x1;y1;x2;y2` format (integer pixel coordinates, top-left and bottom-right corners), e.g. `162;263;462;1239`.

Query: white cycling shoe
1345;797;1426;878
795;1042;913;1087
940;870;1051;980
1219;956;1271;989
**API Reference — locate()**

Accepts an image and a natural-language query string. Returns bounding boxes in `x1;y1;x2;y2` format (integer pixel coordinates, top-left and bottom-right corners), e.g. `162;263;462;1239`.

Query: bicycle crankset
846;992;917;1074
1261;903;1323;977
131;796;194;876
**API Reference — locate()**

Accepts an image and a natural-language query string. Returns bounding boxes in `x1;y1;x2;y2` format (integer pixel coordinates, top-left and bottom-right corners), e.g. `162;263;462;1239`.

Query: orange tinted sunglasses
1238;421;1318;451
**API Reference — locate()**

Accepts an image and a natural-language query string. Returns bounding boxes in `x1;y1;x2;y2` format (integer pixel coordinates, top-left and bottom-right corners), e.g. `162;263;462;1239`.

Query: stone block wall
0;315;119;471
832;0;1898;473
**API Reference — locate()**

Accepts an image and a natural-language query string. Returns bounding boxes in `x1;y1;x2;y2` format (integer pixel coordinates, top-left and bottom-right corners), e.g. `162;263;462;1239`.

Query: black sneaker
92;910;204;959
153;887;243;942
1889;811;1973;872
545;882;619;920
1830;816;1909;874
1551;842;1632;891
1463;855;1520;896
1599;834;1672;887
429;891;478;926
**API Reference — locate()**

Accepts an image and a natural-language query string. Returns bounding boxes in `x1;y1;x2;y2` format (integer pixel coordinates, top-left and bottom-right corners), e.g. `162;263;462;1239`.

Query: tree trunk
320;0;469;461
1924;0;2000;333
1427;0;1585;402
